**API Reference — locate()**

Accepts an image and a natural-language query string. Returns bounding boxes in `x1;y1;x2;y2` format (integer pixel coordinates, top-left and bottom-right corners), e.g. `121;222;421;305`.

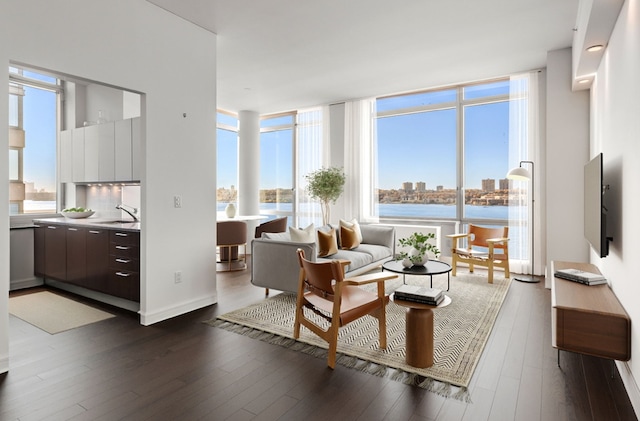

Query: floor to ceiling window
9;66;60;216
216;110;238;212
259;113;295;221
375;78;530;259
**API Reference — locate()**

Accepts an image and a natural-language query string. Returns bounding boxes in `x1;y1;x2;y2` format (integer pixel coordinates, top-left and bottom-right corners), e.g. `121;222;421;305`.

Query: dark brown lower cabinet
66;226;87;286
109;230;140;302
44;224;66;282
86;228;109;293
34;222;139;302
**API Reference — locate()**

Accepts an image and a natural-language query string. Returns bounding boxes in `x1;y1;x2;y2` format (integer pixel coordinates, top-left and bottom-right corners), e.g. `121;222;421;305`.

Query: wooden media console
551;260;630;361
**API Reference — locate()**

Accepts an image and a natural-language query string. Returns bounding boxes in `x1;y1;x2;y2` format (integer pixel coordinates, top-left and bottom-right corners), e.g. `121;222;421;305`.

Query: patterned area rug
208;273;510;401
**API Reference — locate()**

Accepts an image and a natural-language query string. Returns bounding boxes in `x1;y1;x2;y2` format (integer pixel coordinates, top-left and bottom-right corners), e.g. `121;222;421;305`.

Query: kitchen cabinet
115;119;133;181
34;221;139;302
65;226;86;286
86;228;109;293
132;117;141;181
60;117;139;183
72;127;85;182
97;122;115;181
84;124;100;182
44;224;66;282
108;230;140;302
33;224;45;277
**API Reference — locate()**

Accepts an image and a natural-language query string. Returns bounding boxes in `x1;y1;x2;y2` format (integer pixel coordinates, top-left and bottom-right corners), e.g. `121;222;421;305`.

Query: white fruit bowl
61;210;95;219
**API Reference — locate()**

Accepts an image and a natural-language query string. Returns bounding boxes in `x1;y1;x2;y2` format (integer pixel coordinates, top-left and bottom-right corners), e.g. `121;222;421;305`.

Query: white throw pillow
289;223;315;243
339;218;363;243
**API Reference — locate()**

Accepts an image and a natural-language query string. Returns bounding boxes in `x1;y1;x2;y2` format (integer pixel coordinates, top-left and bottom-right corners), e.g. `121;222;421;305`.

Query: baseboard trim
139;294;218;326
10;277;44;291
617;361;640;418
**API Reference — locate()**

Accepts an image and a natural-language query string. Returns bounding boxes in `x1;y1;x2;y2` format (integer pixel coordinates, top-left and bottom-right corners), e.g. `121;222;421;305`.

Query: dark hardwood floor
3;261;637;420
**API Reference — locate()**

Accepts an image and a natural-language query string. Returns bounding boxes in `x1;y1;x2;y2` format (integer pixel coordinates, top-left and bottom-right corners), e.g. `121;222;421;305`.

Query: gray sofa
251;224;395;293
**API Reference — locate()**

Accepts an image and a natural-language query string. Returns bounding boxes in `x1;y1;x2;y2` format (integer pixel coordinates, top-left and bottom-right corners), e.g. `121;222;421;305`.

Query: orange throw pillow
340;225;361;250
317;228;339;257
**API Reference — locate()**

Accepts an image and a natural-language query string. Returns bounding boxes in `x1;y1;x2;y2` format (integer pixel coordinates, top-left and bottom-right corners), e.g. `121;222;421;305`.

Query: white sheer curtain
296;106;328;227
508;71;539;275
343;98;379;223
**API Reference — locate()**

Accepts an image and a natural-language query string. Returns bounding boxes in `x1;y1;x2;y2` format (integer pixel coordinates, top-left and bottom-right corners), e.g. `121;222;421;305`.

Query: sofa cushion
340;218;363;243
320;249;374;273
289;223;315;242
261;231;291;241
353;244;393;263
317;228;339;257
340;225;361;250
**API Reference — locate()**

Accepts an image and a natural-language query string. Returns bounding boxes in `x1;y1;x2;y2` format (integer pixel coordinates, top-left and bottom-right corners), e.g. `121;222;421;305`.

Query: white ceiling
147;0;579;114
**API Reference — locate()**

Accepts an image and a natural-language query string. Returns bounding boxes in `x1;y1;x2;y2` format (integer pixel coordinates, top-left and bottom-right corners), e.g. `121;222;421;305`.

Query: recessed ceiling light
578;79;591;84
587;45;604;52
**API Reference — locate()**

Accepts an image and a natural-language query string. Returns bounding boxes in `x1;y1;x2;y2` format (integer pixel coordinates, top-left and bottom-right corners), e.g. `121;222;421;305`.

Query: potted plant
396;232;440;267
305;166;346;225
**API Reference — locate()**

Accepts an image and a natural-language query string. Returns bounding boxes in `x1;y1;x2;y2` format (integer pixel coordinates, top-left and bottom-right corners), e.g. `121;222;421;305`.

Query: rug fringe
209;318;469;402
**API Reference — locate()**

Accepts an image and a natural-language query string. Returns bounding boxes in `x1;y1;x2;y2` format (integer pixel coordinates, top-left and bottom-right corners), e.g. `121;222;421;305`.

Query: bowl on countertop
61;210;95;219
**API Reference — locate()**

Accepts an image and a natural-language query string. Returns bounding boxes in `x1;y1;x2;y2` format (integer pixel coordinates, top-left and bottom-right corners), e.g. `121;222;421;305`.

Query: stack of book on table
394;285;444;305
554;268;607;286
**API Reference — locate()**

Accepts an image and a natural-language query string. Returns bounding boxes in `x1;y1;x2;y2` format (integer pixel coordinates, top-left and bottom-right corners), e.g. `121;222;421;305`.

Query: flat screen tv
584;152;610;257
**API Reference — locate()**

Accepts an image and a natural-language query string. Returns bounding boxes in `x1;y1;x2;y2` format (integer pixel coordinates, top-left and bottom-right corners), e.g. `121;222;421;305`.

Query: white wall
590;0;640;410
1;0;218;372
544;48;590;287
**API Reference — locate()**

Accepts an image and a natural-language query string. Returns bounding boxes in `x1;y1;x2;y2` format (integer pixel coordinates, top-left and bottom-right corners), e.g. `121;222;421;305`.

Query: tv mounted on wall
584;152;611;257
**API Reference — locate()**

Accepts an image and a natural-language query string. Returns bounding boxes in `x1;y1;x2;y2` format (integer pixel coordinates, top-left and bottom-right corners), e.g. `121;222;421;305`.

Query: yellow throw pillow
317;228;339;257
340;225;361;250
339;218;363;243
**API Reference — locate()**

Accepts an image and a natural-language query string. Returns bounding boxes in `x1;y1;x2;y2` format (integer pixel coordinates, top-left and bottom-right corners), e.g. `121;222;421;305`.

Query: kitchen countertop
32;217;140;232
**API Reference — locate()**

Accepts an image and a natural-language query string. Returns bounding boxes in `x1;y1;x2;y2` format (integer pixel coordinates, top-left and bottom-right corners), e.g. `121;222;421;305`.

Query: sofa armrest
250;238;316;293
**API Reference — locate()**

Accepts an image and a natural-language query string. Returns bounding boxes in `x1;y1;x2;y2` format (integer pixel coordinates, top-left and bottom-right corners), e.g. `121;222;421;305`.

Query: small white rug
9;291;115;334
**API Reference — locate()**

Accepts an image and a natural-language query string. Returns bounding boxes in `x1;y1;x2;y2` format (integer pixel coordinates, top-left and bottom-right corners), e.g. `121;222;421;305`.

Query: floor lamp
507;160;539;283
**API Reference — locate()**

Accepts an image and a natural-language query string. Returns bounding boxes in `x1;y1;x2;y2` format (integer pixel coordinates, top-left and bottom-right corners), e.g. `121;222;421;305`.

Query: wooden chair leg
327;325;339;369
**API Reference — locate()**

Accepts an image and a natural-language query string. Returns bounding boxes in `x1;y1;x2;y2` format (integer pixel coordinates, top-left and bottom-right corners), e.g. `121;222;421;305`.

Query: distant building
415;181;426;191
499;178;509;190
482;178;496;192
402;182;413;191
436;185;443;191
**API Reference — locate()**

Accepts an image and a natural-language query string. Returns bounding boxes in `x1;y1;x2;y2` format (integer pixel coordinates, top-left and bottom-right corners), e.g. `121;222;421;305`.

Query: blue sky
22;86;57;192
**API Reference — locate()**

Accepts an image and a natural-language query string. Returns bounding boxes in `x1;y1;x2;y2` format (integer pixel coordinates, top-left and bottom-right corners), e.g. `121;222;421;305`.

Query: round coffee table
392;294;451;368
382;259;452;291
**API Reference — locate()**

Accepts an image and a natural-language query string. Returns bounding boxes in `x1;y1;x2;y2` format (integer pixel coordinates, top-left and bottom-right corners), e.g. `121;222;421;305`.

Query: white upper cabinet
97;122;115;182
115;119;133;181
62;117;139;183
72;128;85;183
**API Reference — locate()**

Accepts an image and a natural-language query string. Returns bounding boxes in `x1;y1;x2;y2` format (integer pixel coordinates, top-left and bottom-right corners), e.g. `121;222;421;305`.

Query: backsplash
84;185;141;220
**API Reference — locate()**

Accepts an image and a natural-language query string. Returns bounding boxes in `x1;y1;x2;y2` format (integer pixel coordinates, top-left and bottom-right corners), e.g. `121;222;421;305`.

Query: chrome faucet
116;204;139;221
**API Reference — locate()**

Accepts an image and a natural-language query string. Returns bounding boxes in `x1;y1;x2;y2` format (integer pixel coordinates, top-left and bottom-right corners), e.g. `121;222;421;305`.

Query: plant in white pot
305;166;346;225
396;232;440;267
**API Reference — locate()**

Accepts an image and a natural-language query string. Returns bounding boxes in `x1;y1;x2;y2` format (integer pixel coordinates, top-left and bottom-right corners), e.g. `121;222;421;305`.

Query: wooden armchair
447;224;509;284
294;249;398;369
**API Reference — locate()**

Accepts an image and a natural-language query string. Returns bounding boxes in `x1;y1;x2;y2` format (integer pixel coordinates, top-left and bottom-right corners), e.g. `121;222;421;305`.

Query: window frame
8;65;63;223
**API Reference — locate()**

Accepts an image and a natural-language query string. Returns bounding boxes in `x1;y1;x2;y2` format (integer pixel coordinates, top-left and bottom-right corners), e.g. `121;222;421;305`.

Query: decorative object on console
396;231;440;267
224;202;236;218
304;166;346;225
506;160;538;283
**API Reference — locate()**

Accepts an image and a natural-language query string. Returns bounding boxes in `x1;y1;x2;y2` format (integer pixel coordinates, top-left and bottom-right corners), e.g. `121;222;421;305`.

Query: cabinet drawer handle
68;227;78;231
47;226;57;229
89;230;101;234
115;258;131;264
115;245;131;250
115;232;128;237
115;272;131;277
